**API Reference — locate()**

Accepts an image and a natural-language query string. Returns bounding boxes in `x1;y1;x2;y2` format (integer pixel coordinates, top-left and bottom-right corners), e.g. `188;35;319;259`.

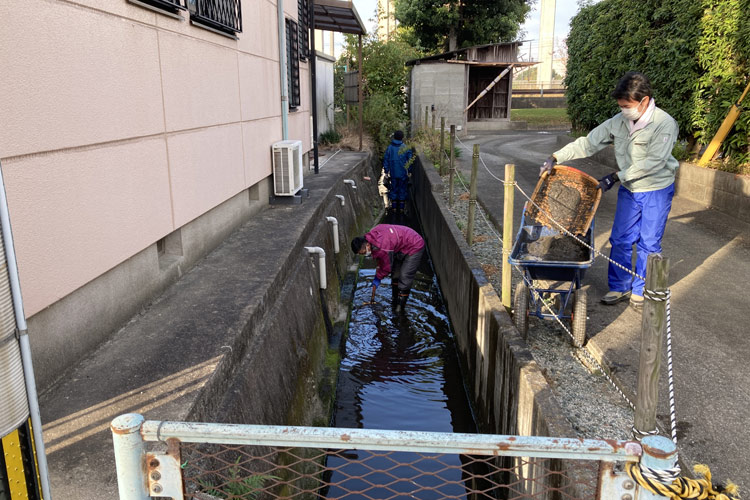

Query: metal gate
111;413;675;500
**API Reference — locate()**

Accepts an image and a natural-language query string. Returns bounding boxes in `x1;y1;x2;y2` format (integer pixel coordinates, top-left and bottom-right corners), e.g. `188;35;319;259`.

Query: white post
111;414;149;500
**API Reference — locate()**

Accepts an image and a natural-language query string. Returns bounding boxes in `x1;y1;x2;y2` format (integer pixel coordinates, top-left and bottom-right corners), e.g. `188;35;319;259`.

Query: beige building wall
0;0;311;385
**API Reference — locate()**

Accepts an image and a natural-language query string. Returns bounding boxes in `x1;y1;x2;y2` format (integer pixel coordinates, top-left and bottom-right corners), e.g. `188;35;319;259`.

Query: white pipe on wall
335;195;345;206
277;0;289;139
0;160;53;500
325;217;339;254
343;179;357;189
304;247;327;289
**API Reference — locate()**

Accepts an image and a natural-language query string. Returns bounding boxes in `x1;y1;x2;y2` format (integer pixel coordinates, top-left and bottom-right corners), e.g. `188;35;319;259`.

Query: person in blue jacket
383;130;414;214
541;72;679;311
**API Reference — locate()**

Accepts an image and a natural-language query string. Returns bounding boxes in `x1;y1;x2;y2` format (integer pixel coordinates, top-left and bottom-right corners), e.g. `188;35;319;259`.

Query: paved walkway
450;131;750;490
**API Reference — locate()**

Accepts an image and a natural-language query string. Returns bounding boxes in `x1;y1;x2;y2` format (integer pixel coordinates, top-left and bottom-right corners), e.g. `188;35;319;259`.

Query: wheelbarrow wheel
571;288;587;347
513;282;529;337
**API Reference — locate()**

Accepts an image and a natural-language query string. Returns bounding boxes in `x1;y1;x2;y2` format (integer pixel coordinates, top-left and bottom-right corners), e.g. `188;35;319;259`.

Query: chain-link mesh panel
179;442;600;499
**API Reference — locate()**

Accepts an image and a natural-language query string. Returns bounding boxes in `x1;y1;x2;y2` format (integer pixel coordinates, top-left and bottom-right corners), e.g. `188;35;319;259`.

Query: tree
393;0;531;54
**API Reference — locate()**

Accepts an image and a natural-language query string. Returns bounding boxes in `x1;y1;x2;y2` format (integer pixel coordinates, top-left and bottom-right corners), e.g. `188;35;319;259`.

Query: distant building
407;43;536;133
377;0;397;40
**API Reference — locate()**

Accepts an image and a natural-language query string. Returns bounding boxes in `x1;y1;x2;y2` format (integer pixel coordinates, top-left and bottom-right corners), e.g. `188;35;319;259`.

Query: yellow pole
698;80;750;166
502;164;515;311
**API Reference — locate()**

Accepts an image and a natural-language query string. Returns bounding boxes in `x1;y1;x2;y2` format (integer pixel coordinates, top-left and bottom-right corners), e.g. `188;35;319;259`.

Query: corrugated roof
313;0;366;35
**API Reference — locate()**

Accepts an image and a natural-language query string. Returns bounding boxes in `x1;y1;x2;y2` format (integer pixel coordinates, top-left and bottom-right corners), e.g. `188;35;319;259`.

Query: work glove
372;278;381;288
539;156;556;176
598;172;619;192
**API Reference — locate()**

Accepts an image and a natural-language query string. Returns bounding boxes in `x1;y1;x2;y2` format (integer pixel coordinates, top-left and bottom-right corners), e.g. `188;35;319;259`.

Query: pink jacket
364;224;425;279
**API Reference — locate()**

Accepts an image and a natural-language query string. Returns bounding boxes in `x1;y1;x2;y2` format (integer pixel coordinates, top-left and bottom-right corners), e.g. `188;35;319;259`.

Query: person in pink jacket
351;224;425;312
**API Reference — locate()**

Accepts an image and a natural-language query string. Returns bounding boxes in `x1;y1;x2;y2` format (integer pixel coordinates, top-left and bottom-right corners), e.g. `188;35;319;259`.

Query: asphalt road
450;130;750;490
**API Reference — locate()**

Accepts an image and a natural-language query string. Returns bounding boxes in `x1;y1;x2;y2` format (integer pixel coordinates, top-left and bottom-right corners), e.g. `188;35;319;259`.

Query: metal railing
111;414;675;499
191;0;242;34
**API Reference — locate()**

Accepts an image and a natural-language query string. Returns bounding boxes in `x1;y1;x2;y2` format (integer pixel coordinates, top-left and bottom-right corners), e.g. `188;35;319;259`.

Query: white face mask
620;98;645;121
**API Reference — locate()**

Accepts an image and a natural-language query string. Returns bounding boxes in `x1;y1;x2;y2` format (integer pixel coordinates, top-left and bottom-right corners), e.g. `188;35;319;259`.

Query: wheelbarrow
509;166;601;347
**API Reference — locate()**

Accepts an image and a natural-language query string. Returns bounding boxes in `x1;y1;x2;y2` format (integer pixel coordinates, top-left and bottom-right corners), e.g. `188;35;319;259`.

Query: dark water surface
326;214;479;498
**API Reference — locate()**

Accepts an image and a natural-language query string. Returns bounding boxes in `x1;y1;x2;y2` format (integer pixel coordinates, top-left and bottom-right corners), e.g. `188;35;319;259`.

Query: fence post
431;110;436;133
638;435;677;499
439;117;446;176
424;106;429;130
634;254;670;436
449;125;456;207
111;414;149;500
466;144;479;245
502;164;515;311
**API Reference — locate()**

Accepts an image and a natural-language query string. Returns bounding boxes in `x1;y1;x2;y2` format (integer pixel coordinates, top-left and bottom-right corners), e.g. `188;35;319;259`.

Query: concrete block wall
675;163;750;224
411;154;593;498
410;62;467;135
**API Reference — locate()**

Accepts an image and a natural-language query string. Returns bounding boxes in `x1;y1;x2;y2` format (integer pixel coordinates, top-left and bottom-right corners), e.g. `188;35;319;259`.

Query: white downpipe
335;195;345;206
0;161;52;500
111;414;149;500
344;179;357;189
304;247;327;289
277;0;289;139
325;217;339;254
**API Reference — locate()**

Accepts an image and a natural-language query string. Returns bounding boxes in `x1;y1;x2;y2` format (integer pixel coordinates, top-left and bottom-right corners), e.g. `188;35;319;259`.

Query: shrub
565;0;750;168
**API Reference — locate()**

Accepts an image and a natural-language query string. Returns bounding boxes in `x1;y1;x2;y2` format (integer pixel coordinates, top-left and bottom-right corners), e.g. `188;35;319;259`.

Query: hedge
566;0;749;165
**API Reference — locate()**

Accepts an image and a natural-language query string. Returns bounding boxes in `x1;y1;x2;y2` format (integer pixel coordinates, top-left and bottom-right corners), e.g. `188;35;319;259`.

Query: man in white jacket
541;72;679;310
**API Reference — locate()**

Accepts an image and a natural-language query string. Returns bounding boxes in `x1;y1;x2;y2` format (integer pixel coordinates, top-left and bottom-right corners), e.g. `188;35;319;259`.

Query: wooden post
357;35;363;151
439;117;446;176
424;106;429;130
431;111;436;133
634;254;670;437
449;125;456;207
502;164;515;311
466;144;479;245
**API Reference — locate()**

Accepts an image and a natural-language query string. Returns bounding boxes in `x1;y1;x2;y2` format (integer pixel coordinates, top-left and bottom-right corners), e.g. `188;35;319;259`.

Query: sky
346;0;596;57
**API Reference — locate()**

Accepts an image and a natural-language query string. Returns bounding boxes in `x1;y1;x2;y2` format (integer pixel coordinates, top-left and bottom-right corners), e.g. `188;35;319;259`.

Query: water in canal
325;212;480;498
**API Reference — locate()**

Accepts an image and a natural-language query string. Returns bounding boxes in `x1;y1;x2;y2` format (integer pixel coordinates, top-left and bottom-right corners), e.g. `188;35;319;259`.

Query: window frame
286;18;302;109
187;0;243;37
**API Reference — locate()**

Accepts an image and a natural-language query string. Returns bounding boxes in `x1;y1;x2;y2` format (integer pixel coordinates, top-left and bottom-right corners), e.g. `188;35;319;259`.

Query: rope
448;133;737;500
627;463;740;500
449;158;636;410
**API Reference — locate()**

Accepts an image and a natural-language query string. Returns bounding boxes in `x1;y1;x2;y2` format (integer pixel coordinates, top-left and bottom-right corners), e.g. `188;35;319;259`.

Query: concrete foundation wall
512;96;567;109
555;135;750;223
411;154;593;497
410;63;467;135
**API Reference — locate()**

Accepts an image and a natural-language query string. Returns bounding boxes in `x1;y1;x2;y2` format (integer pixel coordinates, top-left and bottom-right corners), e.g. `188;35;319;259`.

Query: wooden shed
406;43;536;133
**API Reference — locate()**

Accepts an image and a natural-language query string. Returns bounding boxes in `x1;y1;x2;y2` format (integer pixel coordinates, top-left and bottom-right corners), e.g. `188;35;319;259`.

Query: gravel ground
440;181;634;440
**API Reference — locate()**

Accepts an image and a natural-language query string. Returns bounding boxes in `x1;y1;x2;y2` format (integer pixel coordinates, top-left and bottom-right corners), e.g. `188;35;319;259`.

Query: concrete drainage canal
326;209;481;498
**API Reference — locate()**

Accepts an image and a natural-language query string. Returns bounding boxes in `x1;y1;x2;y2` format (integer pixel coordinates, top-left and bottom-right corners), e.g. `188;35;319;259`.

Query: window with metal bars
297;0;310;61
188;0;242;35
286;18;301;109
128;0;185;15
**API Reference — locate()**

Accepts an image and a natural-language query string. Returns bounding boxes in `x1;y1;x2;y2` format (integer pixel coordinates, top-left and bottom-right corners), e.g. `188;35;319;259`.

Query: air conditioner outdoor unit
272;140;303;196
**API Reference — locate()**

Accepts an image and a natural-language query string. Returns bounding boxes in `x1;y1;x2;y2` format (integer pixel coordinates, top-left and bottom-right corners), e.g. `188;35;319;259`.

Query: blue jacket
383;139;413;179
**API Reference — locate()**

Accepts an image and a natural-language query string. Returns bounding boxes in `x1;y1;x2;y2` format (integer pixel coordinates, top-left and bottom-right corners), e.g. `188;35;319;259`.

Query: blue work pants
608;183;674;296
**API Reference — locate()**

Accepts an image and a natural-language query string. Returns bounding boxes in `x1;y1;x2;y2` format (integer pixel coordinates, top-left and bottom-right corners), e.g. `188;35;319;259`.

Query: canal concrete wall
411;154;592;497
